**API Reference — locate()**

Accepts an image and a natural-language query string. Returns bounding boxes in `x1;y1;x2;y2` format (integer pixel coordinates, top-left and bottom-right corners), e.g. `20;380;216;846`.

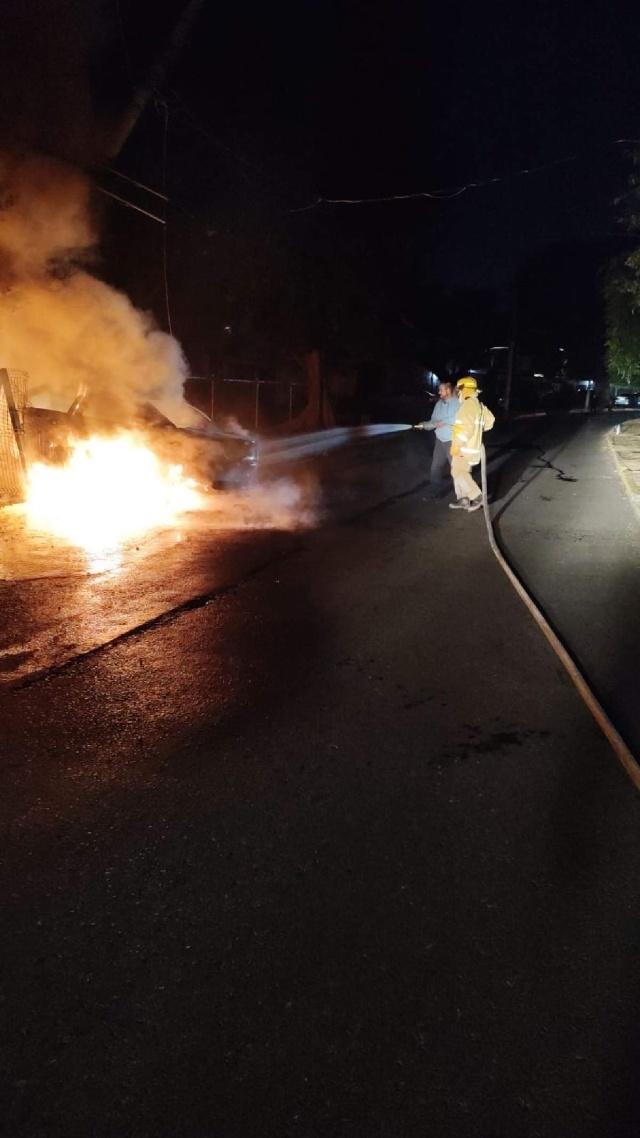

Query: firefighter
449;376;495;512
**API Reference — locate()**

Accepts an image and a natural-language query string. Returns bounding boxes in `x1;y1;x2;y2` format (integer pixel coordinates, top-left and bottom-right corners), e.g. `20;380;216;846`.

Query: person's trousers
430;436;452;484
451;454;481;501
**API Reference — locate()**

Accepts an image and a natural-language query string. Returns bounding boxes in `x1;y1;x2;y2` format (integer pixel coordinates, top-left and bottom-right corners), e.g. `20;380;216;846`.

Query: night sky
2;0;640;374
168;0;640;283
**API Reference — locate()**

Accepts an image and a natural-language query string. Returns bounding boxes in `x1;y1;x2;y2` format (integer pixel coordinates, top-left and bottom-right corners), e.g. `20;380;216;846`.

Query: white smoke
0;272;192;423
0;149;321;540
195;476;320;532
0;150;199;426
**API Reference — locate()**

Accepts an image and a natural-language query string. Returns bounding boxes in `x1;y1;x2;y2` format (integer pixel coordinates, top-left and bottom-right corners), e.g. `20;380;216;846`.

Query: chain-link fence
0;368;28;504
184;376;308;432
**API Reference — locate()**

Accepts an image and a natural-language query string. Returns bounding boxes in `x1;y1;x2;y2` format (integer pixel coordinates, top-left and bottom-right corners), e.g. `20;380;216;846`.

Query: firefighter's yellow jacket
451;396;495;463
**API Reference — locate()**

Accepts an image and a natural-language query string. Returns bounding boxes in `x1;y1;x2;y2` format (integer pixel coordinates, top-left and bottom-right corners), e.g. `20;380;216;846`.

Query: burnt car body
23;403;258;489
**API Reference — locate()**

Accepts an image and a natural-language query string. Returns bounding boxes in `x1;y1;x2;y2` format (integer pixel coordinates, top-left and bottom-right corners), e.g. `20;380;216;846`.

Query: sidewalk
496;412;640;757
609;416;640;514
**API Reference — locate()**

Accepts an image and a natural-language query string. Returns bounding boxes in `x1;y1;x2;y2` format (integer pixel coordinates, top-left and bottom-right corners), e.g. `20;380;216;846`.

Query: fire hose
478;445;640;790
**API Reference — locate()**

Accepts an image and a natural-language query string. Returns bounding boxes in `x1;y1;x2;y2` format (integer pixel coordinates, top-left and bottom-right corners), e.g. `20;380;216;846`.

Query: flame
25;432;204;557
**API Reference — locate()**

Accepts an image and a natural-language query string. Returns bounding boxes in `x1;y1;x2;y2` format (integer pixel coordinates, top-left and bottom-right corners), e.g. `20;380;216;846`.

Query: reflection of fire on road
0;465;316;581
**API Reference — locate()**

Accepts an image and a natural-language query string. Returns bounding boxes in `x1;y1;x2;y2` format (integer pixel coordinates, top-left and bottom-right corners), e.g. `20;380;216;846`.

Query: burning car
23;400;258;490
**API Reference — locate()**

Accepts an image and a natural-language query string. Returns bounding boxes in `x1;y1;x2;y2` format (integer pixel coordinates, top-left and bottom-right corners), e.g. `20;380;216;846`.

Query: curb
607;429;640;526
480;445;640;791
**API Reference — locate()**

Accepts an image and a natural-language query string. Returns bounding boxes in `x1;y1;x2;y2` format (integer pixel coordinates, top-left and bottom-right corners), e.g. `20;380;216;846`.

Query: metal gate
0;368;28;504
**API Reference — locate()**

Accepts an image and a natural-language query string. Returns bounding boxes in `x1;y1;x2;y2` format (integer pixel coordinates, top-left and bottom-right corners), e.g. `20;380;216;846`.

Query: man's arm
415;399;442;430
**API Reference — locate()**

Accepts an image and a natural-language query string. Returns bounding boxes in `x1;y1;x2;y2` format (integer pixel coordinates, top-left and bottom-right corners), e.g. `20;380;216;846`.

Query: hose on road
479;445;640;791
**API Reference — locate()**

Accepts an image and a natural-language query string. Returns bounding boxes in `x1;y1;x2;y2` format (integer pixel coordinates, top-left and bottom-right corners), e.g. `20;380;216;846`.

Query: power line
99;164;169;202
95;184;166;224
114;0;135;88
95;131;640;224
169;90;267;177
93;131;640;236
292;138;640;212
159;99;173;336
167;88;305;204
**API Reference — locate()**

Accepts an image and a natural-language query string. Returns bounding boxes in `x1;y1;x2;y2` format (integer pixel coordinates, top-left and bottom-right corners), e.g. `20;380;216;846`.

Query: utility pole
504;339;516;417
105;0;205;159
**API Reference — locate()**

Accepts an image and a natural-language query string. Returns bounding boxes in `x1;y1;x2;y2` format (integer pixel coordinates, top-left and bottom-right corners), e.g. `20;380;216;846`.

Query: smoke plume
0;150;198;426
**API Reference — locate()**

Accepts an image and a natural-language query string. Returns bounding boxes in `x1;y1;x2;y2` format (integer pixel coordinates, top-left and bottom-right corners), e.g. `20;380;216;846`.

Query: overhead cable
95;184;166;224
167;88;304;202
99;164;169;202
291;137;640;212
160;100;173;335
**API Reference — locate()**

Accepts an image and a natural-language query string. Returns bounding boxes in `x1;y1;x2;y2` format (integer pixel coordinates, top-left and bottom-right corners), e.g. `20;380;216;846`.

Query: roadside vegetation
606;149;640;388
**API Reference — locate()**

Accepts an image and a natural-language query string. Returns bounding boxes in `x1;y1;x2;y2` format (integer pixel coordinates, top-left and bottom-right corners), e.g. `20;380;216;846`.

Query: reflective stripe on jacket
451;396;495;463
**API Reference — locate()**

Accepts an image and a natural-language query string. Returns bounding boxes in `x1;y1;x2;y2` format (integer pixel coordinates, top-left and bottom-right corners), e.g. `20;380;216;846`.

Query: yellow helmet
456;375;479;395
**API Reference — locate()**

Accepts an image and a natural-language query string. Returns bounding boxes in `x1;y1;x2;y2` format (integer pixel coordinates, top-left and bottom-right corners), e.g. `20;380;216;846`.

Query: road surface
1;419;639;1138
0;431;428;687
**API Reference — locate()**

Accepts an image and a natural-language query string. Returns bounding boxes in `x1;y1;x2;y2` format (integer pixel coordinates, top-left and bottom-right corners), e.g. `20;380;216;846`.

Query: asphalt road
0;432;428;687
1;421;639;1137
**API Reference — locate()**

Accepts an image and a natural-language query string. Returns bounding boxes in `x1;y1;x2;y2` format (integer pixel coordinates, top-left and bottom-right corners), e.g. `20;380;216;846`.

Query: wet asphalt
1;420;639;1137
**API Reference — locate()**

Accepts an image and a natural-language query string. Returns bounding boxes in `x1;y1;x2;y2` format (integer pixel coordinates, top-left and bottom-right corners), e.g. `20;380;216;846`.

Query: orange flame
25;433;204;556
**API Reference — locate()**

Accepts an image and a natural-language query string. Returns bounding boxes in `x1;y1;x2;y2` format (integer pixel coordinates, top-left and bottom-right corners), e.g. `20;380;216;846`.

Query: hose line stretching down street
479;445;640;792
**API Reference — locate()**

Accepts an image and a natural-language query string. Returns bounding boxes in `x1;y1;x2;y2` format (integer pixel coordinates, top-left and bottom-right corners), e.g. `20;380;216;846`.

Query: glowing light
24;433;204;556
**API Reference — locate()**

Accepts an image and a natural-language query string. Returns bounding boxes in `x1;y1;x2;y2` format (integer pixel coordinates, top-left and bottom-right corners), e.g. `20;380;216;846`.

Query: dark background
2;0;640;386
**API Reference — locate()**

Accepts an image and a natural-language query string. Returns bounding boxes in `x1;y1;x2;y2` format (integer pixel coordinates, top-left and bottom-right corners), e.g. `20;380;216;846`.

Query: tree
605;257;640;385
605;150;640;386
